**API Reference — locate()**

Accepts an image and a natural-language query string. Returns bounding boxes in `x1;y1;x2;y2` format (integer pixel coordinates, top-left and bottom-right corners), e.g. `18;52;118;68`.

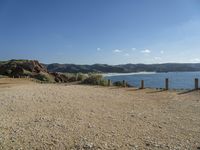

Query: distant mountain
1;60;200;77
46;63;200;73
45;63;124;73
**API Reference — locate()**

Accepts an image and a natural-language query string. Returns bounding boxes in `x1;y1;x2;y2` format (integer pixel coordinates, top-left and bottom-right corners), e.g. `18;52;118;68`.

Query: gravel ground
0;79;200;150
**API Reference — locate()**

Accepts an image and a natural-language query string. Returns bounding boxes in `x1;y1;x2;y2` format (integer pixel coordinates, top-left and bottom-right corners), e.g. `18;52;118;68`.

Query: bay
104;71;200;89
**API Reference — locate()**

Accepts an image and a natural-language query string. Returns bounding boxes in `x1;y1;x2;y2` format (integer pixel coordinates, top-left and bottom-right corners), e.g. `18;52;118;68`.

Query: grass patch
34;72;55;83
63;73;88;82
0;75;8;78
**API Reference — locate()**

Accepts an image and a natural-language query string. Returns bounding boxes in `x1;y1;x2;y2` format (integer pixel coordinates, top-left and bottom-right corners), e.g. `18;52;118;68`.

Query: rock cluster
0;60;47;77
0;59;69;82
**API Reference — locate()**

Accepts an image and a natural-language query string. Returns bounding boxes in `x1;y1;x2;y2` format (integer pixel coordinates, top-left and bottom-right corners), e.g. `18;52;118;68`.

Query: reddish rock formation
0;59;69;82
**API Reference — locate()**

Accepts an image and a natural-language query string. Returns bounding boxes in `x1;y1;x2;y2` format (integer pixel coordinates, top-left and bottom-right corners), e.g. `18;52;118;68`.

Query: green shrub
68;76;77;82
62;73;88;82
23;70;32;76
34;73;55;83
63;73;76;81
5;69;12;75
76;73;88;81
113;81;131;87
82;74;108;86
99;79;109;86
0;75;6;78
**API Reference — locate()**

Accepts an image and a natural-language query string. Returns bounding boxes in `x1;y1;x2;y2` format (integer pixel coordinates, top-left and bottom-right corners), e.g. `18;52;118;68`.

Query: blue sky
0;0;200;64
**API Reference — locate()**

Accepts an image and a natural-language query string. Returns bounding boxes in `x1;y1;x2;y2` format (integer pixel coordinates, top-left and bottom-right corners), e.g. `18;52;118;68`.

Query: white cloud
190;58;200;63
113;49;123;53
124;53;130;56
160;50;164;54
132;48;136;51
97;48;101;51
141;49;151;54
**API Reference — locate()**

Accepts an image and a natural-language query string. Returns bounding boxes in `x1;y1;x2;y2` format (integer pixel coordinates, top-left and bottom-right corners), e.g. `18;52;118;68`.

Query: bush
113;81;131;87
82;74;108;86
62;73;88;82
5;69;12;75
34;73;55;83
99;79;109;86
76;73;88;81
0;75;7;78
68;76;77;82
35;74;48;81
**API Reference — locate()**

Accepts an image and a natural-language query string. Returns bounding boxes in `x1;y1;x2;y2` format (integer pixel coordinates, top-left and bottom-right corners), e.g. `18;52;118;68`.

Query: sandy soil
0;78;200;150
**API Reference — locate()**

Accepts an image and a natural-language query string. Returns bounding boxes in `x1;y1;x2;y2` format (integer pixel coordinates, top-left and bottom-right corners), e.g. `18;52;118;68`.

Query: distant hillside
46;63;200;73
1;60;200;79
45;63;124;73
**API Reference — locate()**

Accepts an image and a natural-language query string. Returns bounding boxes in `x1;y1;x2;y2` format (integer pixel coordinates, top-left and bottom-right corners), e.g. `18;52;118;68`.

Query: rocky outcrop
0;60;47;77
0;59;69;82
50;72;69;83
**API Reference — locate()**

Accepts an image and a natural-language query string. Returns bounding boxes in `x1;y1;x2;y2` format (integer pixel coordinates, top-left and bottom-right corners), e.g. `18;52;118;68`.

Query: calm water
104;72;200;89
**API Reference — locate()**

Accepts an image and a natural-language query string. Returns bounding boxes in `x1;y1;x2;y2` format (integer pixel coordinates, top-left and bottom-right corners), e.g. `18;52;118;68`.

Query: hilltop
46;63;200;73
1;60;200;77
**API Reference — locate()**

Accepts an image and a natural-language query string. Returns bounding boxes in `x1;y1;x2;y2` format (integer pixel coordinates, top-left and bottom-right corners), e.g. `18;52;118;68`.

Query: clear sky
0;0;200;64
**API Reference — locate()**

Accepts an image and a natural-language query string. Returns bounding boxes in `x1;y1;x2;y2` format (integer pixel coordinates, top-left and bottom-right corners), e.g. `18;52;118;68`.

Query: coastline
103;71;200;90
102;72;156;77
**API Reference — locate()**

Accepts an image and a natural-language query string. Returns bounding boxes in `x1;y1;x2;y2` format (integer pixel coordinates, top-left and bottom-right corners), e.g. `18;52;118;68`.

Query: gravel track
0;79;200;149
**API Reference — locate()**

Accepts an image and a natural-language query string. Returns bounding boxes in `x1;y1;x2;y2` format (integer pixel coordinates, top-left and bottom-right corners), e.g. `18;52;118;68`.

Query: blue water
105;72;200;89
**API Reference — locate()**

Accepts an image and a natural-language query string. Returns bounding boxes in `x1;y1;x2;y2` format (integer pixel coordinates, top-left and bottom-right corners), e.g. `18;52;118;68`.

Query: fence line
108;78;199;90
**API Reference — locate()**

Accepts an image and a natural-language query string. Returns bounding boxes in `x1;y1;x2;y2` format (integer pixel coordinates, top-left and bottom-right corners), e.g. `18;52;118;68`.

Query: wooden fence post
165;78;169;90
140;80;144;89
108;79;111;86
195;78;199;90
123;80;126;87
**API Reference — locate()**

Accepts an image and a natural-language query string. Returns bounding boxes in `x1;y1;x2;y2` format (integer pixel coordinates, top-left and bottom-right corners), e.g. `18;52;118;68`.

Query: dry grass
0;78;36;88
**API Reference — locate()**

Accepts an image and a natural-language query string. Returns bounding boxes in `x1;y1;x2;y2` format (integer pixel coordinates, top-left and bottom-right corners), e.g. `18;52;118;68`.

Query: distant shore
102;72;156;77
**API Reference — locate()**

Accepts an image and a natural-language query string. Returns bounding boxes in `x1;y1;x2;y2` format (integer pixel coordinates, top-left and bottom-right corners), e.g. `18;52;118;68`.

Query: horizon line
1;59;200;66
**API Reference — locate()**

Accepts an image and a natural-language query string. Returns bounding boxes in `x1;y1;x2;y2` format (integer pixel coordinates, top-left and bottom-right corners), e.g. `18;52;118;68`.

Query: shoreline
0;77;197;92
102;72;156;77
103;72;200;90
